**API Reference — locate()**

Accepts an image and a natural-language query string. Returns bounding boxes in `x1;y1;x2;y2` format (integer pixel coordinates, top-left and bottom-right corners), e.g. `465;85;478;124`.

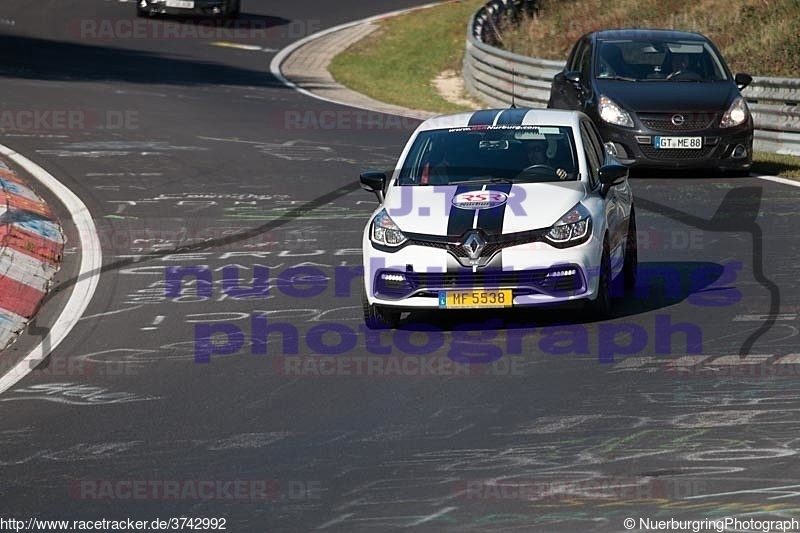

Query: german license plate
166;0;194;8
654;136;702;149
438;289;512;308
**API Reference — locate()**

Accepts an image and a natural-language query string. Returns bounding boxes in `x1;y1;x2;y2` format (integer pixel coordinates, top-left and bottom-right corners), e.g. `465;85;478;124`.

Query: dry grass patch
499;0;799;76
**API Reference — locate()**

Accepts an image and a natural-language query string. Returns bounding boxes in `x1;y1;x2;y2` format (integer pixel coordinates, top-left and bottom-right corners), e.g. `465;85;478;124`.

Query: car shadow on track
628;168;749;179
394;260;729;331
0;24;289;87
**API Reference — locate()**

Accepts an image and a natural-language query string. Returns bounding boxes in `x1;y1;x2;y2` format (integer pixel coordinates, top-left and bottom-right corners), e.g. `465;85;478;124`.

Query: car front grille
407;229;547;260
639;113;718;132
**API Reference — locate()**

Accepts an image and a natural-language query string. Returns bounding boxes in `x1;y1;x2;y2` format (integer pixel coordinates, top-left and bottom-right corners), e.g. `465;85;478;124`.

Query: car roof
592;28;708;42
418;108;585;132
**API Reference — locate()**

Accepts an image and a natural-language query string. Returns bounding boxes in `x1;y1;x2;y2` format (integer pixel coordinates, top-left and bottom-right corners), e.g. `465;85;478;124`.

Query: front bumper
363;236;604;310
599;117;753;171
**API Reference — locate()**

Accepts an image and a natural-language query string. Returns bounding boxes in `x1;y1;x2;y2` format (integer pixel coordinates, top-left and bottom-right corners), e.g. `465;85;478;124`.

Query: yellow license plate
438;289;512;308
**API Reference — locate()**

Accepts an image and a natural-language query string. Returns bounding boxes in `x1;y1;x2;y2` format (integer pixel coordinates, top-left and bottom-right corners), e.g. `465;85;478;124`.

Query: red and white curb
0;157;64;349
0;145;101;395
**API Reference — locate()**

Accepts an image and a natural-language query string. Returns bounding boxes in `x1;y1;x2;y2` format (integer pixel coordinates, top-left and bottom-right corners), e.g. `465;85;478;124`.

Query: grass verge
328;0;484;114
499;0;800;78
752;152;800;180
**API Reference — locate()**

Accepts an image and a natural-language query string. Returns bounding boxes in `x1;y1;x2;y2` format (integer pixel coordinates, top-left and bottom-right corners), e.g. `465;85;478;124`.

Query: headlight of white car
370;208;407;247
598;95;634;128
545;203;592;247
720;96;749;128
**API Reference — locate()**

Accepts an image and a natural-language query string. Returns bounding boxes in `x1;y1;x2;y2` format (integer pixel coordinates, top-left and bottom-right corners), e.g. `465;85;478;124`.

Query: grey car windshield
596;39;729;82
397;126;579;186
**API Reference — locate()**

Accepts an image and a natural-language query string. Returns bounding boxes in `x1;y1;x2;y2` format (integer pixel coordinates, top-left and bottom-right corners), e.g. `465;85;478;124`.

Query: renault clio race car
360;108;637;329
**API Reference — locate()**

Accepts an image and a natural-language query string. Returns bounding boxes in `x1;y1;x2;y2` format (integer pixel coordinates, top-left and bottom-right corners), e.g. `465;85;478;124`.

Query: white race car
360;108;637;328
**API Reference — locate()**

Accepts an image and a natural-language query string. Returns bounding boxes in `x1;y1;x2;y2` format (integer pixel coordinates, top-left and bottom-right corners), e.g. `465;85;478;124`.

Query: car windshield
397;125;579;186
595;39;729;82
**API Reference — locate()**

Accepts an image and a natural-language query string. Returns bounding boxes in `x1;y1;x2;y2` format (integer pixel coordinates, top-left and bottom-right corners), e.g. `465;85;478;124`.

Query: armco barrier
463;0;800;156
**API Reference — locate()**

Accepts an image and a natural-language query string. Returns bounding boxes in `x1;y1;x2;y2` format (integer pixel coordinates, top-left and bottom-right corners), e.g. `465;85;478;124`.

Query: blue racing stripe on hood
467;109;501;126
475;183;513;237
495;108;529;126
447;184;484;238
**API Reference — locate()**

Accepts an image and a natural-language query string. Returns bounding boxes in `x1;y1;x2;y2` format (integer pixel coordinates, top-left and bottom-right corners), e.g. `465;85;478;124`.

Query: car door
581;119;627;269
549;38;592;110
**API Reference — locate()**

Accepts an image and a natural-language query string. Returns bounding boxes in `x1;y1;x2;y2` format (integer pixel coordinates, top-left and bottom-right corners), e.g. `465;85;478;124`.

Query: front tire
623;207;638;291
226;0;240;18
362;287;401;330
588;237;612;319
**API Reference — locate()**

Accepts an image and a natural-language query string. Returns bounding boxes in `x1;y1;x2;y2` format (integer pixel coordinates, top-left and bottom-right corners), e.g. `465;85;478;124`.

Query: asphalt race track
1;1;800;531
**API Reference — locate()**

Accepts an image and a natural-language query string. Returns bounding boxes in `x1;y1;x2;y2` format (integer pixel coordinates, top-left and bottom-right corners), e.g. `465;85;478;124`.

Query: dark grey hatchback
548;29;753;174
136;0;240;18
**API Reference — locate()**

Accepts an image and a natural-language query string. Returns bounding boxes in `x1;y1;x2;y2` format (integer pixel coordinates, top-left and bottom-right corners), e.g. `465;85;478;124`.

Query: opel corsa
548;29;753;175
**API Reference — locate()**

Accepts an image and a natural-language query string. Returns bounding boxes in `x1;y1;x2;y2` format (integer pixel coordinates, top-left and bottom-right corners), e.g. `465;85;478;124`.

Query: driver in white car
525;139;568;179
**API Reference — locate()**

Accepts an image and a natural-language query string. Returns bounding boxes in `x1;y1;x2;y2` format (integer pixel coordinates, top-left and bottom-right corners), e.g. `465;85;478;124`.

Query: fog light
380;272;407;288
732;144;747;159
604;142;617;157
547;269;576;278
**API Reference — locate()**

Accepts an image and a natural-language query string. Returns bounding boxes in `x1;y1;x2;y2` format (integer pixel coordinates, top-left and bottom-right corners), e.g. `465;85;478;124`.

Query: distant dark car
548;29;753;175
136;0;240;18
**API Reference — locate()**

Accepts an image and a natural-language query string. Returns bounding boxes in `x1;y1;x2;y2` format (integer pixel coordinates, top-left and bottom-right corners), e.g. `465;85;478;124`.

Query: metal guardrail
462;0;800;156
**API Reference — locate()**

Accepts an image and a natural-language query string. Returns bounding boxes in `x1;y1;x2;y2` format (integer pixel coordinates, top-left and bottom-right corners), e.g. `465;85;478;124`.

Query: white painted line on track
733;313;797;322
79;305;143;321
210;41;278;52
269;2;444;116
753;173;800;188
0;144;102;395
316;513;354;530
406;507;458;527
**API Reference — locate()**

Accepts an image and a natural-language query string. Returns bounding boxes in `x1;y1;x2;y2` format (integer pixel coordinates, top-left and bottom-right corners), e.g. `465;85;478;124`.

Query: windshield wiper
601;75;638;82
448;177;524;185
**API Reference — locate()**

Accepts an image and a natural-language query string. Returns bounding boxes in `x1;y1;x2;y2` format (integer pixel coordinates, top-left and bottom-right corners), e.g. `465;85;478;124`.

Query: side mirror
564;70;582;85
360;171;387;203
734;73;752;91
563;70;591;99
598;164;628;192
